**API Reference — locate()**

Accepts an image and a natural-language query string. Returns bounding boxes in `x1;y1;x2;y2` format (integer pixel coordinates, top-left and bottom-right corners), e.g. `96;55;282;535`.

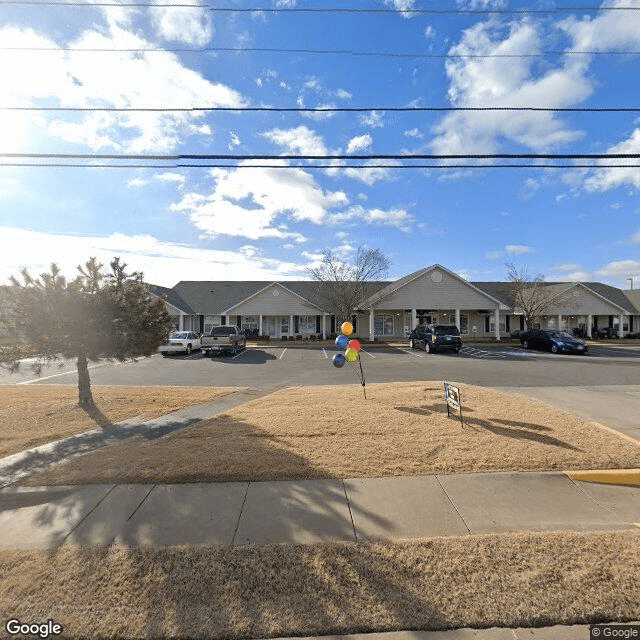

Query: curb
565;469;640;486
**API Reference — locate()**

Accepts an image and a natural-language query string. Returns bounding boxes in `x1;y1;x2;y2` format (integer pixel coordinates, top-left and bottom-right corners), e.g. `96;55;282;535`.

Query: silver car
158;331;201;356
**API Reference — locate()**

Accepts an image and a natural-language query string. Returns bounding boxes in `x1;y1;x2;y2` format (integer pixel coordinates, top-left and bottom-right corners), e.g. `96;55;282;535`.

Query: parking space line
322;348;329;359
279;348;287;360
360;349;376;359
17;361;108;384
397;348;423;358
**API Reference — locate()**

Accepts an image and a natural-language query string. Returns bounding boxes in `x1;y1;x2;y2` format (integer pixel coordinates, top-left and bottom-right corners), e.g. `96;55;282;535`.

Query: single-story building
149;264;640;341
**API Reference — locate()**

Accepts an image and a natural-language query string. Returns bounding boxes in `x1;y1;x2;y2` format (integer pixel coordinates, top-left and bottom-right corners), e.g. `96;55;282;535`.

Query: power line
2;162;639;170
3;105;640;113
3;152;640;160
3;45;640;58
1;2;639;12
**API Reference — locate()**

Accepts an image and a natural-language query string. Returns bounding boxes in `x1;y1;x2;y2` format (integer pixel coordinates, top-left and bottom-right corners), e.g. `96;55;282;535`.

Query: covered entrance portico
360;265;509;342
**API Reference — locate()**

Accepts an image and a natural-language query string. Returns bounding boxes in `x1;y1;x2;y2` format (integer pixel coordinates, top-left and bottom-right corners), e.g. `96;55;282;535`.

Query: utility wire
2;163;640;169
3;105;640;113
3;152;640;160
3;46;640;58
1;2;639;12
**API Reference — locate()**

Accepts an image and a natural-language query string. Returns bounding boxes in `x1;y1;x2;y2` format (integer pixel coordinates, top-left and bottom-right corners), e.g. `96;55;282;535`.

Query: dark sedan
520;329;588;354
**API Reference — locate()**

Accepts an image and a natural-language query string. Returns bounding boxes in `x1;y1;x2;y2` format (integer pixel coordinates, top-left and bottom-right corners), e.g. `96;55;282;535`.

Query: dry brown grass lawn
1;530;638;639
0;385;241;458
21;382;640;486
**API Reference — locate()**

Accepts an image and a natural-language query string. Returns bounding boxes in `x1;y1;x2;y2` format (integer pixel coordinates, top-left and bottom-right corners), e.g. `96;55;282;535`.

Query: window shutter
485;316;490;332
506;315;510;332
295;316;299;333
316;315;321;333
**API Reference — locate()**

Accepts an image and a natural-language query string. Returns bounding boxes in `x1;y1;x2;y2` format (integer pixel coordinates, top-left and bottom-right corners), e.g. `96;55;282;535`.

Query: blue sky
1;0;640;289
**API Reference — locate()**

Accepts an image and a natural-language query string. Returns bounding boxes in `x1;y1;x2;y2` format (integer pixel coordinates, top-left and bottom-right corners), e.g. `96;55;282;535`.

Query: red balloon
348;339;361;352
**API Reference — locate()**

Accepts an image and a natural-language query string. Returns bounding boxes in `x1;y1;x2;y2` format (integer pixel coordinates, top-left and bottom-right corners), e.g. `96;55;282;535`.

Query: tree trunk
76;354;94;408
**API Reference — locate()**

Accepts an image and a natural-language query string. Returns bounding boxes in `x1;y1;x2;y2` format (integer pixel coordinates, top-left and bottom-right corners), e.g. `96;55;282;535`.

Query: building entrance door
264;317;278;338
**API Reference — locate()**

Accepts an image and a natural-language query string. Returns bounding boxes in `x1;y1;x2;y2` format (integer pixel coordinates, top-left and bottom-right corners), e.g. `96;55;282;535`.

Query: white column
619;314;625;338
411;308;417;330
369;308;375;342
259;314;263;336
557;314;563;332
494;308;501;341
587;315;592;338
322;314;327;339
290;314;294;336
455;309;461;330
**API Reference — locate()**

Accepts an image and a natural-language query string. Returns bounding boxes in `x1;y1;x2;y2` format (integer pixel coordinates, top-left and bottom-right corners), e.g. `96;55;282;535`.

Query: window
281;317;289;334
489;315;506;334
374;314;395;336
299;315;316;333
459;314;469;335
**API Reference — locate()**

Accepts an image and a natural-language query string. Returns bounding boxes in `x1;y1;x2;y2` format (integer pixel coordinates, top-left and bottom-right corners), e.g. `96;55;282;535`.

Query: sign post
444;382;464;428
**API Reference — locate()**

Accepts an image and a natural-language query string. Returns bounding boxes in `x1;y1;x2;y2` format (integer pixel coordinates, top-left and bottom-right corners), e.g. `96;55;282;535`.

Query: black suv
409;324;462;354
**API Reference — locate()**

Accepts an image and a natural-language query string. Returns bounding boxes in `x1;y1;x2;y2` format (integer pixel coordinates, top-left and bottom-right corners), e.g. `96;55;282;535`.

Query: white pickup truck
200;325;247;357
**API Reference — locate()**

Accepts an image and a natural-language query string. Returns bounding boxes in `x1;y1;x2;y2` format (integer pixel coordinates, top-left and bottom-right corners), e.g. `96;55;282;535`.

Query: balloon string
347;358;367;399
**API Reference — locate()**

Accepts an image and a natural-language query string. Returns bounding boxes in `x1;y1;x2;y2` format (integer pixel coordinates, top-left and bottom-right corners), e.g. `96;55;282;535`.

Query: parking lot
3;342;640;390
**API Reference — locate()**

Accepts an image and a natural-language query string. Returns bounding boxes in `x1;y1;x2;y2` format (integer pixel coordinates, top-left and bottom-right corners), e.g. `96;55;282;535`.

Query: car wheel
409;339;415;349
455;349;460;355
425;342;431;353
551;344;559;354
522;340;529;349
161;352;168;357
186;344;192;355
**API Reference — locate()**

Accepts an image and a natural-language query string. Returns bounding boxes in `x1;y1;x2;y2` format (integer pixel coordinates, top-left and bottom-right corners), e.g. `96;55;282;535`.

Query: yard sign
444;382;464;428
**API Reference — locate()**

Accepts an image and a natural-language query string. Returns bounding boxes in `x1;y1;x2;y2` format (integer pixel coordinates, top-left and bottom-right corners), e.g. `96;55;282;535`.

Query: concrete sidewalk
1;470;638;550
0;386;282;488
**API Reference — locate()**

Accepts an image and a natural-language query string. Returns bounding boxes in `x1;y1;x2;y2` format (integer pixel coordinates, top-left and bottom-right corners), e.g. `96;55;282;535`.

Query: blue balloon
335;335;349;350
332;353;346;368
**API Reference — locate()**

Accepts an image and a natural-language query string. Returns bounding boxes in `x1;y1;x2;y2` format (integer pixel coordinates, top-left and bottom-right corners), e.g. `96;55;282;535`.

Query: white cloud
154;172;186;188
150;2;213;46
404;128;424;139
632;229;640;244
584;128;640;192
170;162;348;241
330;205;413;232
301;104;338;121
0;24;245;153
430;19;592;157
228;132;241;150
346;134;373;154
359;110;385;128
595;260;640;279
0;227;308;288
344;160;400;186
424;25;436;39
383;0;417;18
262;125;329;156
485;251;502;260
505;244;534;255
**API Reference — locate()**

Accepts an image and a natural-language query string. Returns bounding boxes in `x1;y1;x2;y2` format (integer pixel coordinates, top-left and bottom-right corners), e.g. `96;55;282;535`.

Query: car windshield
169;332;188;339
434;325;460;336
550;332;574;339
211;326;237;336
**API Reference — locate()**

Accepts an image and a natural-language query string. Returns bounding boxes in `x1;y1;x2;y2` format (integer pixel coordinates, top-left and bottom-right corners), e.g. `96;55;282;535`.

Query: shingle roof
172;280;392;315
159;276;640;316
147;284;195;315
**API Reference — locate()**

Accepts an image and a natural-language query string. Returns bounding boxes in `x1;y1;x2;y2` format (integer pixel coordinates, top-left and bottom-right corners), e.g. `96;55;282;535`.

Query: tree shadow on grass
392;404;579;451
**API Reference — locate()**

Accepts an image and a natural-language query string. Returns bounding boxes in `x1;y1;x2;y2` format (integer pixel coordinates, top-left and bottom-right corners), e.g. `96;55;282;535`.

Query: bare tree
505;263;570;329
0;257;173;407
307;246;391;326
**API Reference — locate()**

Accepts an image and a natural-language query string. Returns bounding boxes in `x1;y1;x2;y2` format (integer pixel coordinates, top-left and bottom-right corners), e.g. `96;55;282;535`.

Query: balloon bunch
332;321;367;398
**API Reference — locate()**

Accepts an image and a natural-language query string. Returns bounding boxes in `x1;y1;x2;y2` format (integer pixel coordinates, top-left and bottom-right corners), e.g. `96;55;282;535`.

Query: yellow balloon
341;321;354;335
345;347;359;362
